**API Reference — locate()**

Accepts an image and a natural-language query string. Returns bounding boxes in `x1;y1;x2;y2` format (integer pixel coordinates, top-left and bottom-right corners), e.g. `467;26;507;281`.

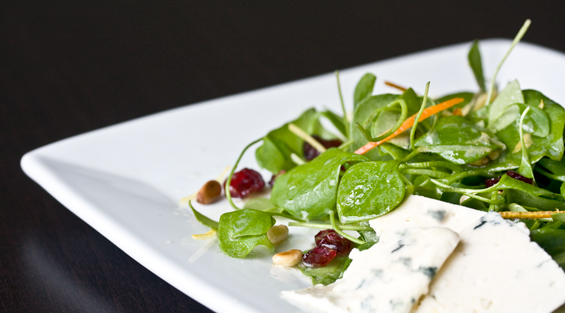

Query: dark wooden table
3;1;565;312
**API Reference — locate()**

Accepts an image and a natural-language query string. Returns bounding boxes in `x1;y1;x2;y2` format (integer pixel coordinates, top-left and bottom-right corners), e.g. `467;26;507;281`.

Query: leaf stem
400;174;413;186
410;82;430;150
430;178;499;195
290;153;306;165
288;123;326;153
288;221;373;231
534;167;565;182
335;71;350;136
399;149;421;163
488;191;501;212
402;168;451;179
271;212;306;222
402;161;463;173
329;210;365;245
517;106;535;180
338;139;354;150
442;169;494;184
225;138;263;210
485;19;531;107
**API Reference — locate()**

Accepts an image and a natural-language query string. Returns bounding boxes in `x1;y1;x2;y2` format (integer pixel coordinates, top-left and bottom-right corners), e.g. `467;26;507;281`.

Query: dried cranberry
303;135;343;161
506;170;534;185
314;229;353;256
485;176;501;187
224;168;265;198
268;170;286;188
485;170;534;188
302;246;337;268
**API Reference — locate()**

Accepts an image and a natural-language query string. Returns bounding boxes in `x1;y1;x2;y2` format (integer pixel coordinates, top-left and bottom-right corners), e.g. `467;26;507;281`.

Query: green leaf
189;201;219;230
297;255;350;286
217;209;275;258
517;103;550;137
491;103;550;137
337;161;406;223
487;80;524;127
483;90;565;172
489;104;520;133
539;158;565;176
496;174;558;198
353;73;376;110
319;110;348;138
460;197;488;211
414;116;502;164
356;99;407;143
357;221;378;243
505;189;565;211
468;40;486;92
530;228;565;270
411;184;442;200
350;93;399;159
553;213;565;223
255;108;334;174
255;136;292;175
243;198;283;213
271;148;369;221
522;90;564;160
401;88;422;115
378;143;410;160
362;88;421;150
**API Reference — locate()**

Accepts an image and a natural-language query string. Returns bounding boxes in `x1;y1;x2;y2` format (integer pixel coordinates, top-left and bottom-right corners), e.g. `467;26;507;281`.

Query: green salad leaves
188;20;565;284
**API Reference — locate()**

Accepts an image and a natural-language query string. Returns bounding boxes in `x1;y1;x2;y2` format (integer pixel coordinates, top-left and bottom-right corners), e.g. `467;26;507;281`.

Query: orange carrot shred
354;97;464;155
384;81;408;92
453;108;463;116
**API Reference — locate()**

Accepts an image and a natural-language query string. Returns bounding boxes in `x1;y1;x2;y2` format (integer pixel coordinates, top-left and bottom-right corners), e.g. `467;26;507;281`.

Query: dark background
2;1;565;312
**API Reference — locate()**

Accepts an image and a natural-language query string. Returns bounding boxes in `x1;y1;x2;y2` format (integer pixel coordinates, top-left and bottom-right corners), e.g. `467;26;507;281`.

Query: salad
187;19;565;312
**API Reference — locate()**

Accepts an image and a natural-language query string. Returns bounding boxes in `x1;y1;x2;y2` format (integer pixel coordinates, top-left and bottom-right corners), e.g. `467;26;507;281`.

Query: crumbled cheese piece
370;195;486;234
414;212;565;313
282;227;460;313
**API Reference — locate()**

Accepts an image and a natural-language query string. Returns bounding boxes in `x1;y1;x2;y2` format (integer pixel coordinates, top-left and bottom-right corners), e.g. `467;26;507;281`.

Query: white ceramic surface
21;39;565;313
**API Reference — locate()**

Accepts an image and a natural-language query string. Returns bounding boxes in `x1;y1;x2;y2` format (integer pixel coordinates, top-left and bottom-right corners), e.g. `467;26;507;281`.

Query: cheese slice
414;212;565;313
281;227;460;313
370;195;486;234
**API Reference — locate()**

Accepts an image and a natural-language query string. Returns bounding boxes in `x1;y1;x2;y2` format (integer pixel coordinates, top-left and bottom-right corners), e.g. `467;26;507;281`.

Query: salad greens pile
190;20;565;284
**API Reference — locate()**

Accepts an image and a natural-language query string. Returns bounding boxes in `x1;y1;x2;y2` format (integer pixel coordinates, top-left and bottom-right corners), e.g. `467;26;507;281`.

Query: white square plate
21;39;565;313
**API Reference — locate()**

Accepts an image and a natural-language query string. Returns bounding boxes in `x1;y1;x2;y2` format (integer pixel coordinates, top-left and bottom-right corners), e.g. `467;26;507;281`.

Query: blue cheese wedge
281;227;460;313
370;195;486;234
414;212;565;313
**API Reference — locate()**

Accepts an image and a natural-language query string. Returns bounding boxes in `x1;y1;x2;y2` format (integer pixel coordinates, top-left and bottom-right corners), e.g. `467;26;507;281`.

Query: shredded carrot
452;108;463;116
354;97;464;155
384;81;408;92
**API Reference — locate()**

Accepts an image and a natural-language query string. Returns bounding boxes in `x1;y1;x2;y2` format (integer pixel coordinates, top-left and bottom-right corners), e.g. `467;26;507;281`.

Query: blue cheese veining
414;212;565;313
281;227;460;313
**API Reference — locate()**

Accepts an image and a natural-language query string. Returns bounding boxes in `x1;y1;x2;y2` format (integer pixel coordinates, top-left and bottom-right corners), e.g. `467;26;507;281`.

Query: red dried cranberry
485;176;501;187
302;246;337;268
506;170;534;185
485;170;534;188
314;229;353;256
224;168;265;198
268;170;286;188
303;135;343;161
